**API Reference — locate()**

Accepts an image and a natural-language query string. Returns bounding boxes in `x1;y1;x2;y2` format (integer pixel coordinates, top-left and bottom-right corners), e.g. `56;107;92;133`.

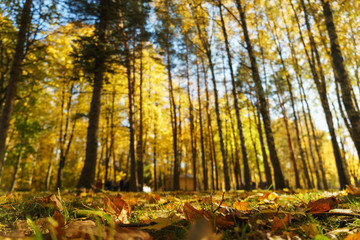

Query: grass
0;189;359;239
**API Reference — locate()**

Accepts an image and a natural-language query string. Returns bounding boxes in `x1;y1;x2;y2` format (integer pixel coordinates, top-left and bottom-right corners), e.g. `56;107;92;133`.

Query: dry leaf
300;223;320;237
41;194;63;212
146;193;161;203
307;196;339;214
346;185;360;196
103;196;130;224
344;232;360;240
65;220;152;240
260;192;279;202
270;214;291;232
183;202;234;228
233;201;249;212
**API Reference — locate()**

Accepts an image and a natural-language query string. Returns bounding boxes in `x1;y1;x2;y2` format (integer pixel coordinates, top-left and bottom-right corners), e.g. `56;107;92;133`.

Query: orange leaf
145;193;161;203
307;196;339;214
345;232;360;240
271;214;291;232
233;201;249;212
260;192;279;202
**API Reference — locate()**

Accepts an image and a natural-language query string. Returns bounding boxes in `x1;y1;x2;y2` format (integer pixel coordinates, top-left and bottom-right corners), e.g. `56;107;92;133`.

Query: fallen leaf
146;193;161;203
270;214;291;232
141;214;181;230
300;223;320;237
233;201;249;212
65;220;152;240
344;232;360;240
260;192;279;203
183;202;212;222
307;197;339;214
103;196;130;224
346;185;360;196
41;194;63;212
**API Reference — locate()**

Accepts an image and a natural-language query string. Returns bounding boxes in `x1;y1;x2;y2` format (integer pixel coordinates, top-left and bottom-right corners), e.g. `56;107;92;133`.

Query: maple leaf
306;196;339;214
271;214;291;232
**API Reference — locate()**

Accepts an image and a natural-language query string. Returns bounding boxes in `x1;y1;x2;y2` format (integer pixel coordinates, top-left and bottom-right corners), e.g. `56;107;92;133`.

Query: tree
235;0;286;189
76;0;111;189
321;0;360;161
0;0;33;180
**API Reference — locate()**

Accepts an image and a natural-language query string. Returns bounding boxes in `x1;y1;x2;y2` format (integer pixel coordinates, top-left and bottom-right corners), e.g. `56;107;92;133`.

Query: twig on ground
213;192;225;213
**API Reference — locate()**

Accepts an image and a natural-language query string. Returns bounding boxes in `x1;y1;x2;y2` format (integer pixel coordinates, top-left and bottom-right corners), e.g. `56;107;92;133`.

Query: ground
1;187;360;239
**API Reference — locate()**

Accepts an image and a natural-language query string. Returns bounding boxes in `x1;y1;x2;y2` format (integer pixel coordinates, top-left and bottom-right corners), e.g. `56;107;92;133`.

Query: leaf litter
2;187;360;239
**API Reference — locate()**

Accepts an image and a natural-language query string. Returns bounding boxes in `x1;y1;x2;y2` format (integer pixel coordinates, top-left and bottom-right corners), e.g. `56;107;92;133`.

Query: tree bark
77;0;108;189
235;0;285;189
0;0;32;179
292;0;350;188
321;0;360;160
219;0;249;190
185;37;197;191
196;52;208;191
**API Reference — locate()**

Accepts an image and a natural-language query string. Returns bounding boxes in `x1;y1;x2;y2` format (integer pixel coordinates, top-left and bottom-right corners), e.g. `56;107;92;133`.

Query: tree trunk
292;0;350;189
0;0;32;179
235;0;285;189
195;20;230;191
219;0;249;190
321;0;360;160
137;43;144;190
77;0;108;189
196;52;208;191
185;37;197;191
9;146;23;192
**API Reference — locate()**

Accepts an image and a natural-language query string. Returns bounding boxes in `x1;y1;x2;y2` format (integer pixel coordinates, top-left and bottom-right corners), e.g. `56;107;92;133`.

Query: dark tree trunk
185;37;197;191
235;0;285;189
321;0;360;160
219;0;249;190
196;52;208;191
0;0;32;178
194;20;230;191
77;0;108;189
292;0;350;189
137;43;144;190
164;40;179;190
203;60;218;190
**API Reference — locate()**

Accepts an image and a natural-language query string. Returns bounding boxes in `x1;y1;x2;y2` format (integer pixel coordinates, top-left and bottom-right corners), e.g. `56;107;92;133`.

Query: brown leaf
146;193;161;203
103;196;130;224
307;196;339;214
271;214;291;232
64;220;152;240
346;185;360;196
183;202;234;229
41;194;63;212
183;202;212;222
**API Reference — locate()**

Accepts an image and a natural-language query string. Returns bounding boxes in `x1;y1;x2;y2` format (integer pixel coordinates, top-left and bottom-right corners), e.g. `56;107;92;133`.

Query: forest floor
1;187;360;239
